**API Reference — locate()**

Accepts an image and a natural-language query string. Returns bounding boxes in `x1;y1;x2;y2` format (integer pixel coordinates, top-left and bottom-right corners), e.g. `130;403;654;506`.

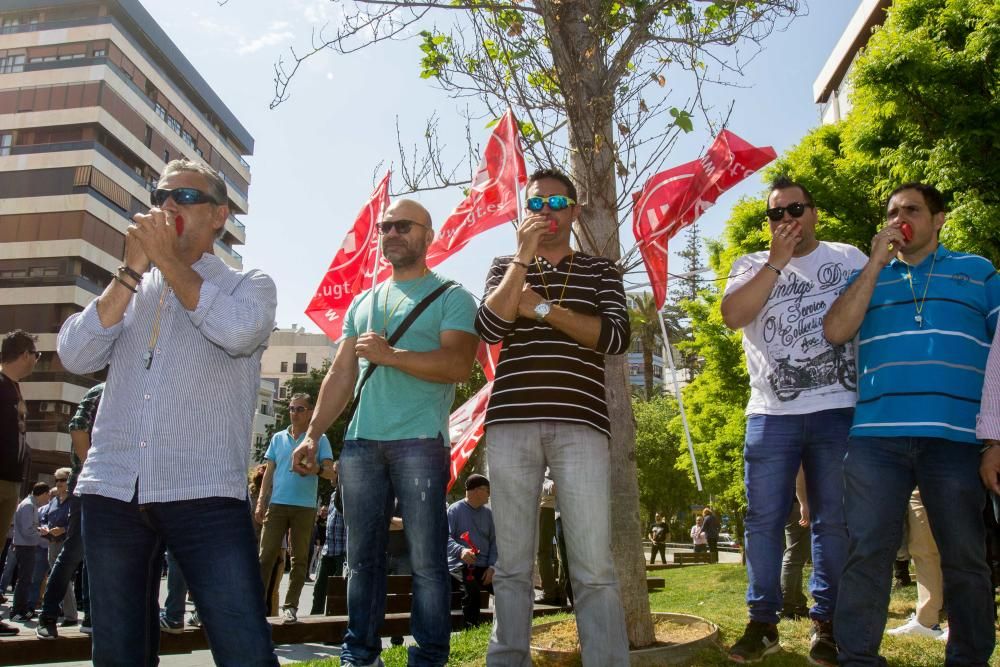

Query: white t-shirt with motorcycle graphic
725;241;868;416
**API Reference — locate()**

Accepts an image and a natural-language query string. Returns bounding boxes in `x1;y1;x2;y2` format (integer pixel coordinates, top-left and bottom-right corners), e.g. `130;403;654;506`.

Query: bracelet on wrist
118;265;144;284
113;273;137;293
980;442;1000;454
509;260;530;270
763;262;782;276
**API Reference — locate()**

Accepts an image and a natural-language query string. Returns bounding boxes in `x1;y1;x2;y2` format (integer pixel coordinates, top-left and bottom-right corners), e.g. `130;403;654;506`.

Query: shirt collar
889;244;949;272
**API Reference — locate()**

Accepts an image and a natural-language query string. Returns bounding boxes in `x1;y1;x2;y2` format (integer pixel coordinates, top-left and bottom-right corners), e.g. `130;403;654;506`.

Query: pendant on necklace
915;314;923;327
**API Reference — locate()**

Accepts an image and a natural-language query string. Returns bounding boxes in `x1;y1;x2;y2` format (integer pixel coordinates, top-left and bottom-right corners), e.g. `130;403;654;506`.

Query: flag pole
657;309;703;491
366;173;390;334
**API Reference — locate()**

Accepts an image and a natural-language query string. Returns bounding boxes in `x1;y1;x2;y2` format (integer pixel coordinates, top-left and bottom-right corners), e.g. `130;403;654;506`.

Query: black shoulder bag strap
342;280;457;425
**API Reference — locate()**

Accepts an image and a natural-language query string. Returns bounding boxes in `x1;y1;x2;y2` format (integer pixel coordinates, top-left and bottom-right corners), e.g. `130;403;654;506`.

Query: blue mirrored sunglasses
150;187;220;207
526;195;576;212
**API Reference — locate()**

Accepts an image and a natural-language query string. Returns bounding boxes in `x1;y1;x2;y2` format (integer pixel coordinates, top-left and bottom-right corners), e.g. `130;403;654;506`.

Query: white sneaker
281;606;297;624
886;616;943;638
936;626;949;642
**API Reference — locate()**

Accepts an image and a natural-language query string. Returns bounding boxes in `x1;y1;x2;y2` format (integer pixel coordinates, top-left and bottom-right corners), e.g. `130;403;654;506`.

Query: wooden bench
674;551;713;565
0;575;561;666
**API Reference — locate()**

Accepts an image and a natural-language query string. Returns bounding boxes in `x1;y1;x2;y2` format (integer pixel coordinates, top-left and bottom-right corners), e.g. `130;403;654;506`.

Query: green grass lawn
294;564;999;666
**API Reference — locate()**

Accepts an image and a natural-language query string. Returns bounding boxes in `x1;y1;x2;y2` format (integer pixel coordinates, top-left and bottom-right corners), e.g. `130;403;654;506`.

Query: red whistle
174;215;184;236
548;220;557;233
900;222;912;243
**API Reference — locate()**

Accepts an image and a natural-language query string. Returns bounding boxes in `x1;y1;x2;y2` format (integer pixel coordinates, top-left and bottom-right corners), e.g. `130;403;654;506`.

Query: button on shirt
265;428;333;508
57;254;277;503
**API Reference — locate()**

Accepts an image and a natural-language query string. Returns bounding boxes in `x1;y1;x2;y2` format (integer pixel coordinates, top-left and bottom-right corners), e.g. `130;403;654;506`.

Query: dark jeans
162;550;188;624
835;437;995;666
650;542;667;564
536;507;560;599
453;565;493;628
11;544;36;615
41;495;86;623
82;494;277;667
340;437;451;667
310;553;346;615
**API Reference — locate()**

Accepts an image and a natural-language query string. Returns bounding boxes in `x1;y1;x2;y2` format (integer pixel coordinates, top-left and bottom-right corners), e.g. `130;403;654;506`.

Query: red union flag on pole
426;109;527;268
632;130;776;308
305;171;392;339
447;383;492;491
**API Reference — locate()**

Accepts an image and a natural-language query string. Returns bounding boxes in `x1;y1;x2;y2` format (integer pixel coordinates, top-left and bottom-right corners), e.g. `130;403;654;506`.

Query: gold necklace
534;253;575;305
379;269;431;336
905;251;937;328
144;282;171;369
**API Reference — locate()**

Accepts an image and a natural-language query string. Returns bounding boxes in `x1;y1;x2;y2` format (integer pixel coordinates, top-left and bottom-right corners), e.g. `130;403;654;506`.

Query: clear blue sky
144;0;859;332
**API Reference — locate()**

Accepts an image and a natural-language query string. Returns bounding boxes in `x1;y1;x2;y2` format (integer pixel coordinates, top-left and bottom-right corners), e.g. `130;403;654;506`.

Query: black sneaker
0;621;19;637
10;610;34;622
60;619;78;628
36;620;58;640
79;617;92;635
729;620;780;663
809;618;837;666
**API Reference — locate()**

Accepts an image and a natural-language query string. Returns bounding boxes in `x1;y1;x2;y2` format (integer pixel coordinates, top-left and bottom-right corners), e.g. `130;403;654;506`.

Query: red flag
632;130;776;307
305;172;392;339
475;341;502;382
447;383;491;491
426;110;527;268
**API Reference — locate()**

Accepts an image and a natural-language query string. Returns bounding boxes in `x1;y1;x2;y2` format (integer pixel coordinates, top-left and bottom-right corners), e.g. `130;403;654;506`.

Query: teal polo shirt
852;246;1000;443
265;428;333;507
342;272;478;445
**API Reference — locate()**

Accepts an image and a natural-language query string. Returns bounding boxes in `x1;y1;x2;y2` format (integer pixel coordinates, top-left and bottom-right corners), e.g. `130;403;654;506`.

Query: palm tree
628;292;664;399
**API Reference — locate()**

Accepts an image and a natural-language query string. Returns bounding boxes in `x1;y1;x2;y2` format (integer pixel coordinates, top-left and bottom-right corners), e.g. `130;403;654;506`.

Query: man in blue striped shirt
58;159;278;666
825;183;999;666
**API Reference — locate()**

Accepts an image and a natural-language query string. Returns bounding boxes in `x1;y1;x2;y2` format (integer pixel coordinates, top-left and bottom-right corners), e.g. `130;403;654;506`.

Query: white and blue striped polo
852;245;1000;443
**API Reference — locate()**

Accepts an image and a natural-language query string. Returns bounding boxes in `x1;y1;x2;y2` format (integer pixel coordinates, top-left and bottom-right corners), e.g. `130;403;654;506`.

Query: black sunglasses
288;406;311;413
526;195;576;212
378;220;428;235
30;351;41;360
765;202;811;222
150;187;220;207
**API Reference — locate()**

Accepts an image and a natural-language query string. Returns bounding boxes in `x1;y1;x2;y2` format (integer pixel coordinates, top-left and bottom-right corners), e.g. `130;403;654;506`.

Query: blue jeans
81;494;277;667
27;544;48;610
41;495;85;623
834;437;995;666
11;545;36;615
340;437;451;667
743;408;852;624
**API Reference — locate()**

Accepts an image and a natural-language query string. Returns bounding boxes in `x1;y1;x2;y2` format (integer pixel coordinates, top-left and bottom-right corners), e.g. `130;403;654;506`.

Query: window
163;149;169;163
278;386;287;399
0;133;11;156
181;129;194;147
166;116;181;134
280;361;288;373
0;54;25;73
154;103;166;120
295;353;306;364
93;49;106;58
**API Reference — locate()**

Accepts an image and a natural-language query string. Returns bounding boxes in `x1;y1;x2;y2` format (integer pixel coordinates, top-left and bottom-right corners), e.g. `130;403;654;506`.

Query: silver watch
534;300;552;321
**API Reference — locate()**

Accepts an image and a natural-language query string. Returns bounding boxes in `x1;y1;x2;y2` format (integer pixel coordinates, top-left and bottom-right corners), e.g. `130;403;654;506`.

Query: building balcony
292;363;309;374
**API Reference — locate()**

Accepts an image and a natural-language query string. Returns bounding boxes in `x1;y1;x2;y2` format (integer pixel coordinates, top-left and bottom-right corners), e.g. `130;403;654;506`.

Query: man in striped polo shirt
476;168;631;666
58;160;278;666
722;177;867;666
825;183;999;666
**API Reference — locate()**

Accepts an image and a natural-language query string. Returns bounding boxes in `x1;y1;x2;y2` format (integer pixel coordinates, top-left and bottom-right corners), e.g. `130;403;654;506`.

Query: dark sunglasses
526;195;576;212
288;406;311;413
150;187;220;207
378;220;428;235
30;351;41;360
765;202;811;222
55;478;68;483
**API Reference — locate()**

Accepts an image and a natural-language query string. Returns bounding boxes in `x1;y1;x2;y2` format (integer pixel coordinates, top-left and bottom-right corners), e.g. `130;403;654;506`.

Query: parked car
717;533;740;549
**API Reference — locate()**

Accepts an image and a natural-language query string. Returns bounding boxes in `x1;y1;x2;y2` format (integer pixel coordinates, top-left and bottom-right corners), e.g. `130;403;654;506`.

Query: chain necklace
905;251;937;328
144;282;171;369
534;253;575;305
378;269;431;336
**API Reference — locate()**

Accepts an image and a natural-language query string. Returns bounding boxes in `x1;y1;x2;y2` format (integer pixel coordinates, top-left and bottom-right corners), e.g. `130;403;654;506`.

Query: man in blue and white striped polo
58;159;278;666
825;182;1000;666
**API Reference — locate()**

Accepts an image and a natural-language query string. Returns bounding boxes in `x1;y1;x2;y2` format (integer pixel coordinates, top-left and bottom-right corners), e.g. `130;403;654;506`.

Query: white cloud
236;30;295;55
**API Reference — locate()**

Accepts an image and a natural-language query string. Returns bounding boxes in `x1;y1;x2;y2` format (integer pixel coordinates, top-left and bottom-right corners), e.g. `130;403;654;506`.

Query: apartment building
813;0;892;124
0;0;254;481
261;326;337;400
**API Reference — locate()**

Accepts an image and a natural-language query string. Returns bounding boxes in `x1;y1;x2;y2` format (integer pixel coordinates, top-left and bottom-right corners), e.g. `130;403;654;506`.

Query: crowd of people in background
1;163;999;667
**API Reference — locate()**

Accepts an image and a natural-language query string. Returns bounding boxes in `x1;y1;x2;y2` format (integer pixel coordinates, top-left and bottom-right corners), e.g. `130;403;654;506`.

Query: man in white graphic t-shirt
721;177;867;666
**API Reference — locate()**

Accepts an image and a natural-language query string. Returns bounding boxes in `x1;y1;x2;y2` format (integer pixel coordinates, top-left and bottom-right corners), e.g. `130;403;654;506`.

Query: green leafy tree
627;292;663;399
268;0;803;646
633;394;698;530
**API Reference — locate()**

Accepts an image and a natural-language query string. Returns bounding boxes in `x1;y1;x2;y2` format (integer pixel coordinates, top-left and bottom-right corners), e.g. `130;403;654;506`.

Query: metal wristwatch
534;300;552;321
